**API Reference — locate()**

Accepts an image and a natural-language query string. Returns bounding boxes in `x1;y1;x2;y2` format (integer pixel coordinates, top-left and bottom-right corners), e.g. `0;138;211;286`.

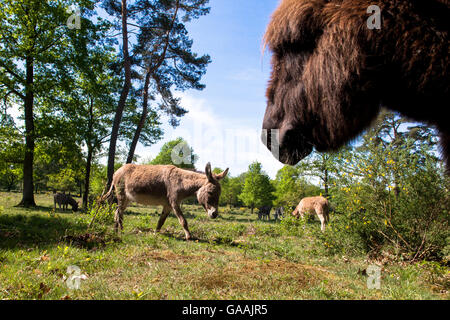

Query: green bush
86;200;116;228
278;216;306;237
323;139;449;262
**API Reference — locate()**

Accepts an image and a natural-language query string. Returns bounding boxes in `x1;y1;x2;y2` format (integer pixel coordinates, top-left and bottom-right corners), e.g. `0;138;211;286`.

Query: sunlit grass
0;191;447;300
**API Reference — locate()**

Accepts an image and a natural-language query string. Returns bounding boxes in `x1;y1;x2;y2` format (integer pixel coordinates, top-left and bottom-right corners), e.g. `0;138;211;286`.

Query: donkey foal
292;196;330;232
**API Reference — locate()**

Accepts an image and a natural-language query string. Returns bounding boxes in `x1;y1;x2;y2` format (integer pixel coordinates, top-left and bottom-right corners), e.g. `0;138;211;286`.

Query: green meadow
0;191;447;300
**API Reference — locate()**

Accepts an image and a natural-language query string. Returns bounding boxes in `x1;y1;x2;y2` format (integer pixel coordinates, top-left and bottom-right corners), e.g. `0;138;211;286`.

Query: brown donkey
103;163;229;240
262;0;449;170
292;196;330;232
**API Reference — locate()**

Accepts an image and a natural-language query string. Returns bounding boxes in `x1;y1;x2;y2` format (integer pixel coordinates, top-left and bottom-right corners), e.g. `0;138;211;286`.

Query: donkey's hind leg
114;196;129;233
155;206;171;234
316;207;327;232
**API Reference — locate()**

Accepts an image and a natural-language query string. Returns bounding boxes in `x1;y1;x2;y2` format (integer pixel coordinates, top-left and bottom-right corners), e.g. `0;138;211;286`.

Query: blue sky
135;0;285;178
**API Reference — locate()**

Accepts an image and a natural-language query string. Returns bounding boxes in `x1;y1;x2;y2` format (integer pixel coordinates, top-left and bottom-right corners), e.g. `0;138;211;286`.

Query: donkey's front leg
172;203;192;241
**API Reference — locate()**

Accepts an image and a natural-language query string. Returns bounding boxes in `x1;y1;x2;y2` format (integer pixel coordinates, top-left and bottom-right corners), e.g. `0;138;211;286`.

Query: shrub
86;200;116;229
323;141;449;262
278;216;306;237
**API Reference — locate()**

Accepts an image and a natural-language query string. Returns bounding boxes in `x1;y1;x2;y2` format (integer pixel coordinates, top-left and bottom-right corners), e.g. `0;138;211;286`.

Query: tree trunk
106;0;132;187
18;56;36;207
126;72;151;164
324;168;329;198
84;97;95;209
125;1;180;165
83;146;93;210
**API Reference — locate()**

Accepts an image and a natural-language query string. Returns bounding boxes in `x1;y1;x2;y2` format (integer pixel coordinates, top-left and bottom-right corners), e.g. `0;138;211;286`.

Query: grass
0;191;448;300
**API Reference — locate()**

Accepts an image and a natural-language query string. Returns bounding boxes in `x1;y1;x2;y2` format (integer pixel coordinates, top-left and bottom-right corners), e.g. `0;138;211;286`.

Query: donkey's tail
100;182;115;204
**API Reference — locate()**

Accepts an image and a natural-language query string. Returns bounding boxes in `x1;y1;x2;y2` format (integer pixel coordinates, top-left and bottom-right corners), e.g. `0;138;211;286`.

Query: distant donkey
292;196;329;232
257;206;272;221
102;163;229;240
273;207;285;221
53;192;79;212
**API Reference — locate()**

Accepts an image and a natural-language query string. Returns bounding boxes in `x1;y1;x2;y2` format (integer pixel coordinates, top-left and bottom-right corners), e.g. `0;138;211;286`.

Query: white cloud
137;92;284;178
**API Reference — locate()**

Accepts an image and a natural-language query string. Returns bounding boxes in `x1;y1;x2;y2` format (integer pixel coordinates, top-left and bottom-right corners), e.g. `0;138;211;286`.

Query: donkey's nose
207;208;218;219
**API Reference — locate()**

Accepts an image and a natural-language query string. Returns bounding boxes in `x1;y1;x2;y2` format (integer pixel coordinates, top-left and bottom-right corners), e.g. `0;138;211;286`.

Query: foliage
103;0;211;181
86;200;116;227
33;139;84;193
220;176;244;207
130;0;211;127
47;168;79;193
0;0;99;205
149;137;198;169
273;165;321;209
238;161;275;212
0;119;23;191
323;112;449;261
296;148;348;198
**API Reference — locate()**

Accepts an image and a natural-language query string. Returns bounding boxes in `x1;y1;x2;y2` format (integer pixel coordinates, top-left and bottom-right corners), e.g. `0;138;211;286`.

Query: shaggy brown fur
292;196;330;231
262;0;449;170
102;163;228;240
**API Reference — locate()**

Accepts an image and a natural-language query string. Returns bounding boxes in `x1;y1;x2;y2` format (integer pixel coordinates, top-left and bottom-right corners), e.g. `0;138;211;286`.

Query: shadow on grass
130;225;242;247
217;214;281;224
0;213;88;250
13;204;80;216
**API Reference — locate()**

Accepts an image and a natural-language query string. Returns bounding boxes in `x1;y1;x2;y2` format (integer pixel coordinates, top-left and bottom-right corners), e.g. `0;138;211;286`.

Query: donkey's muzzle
262;125;313;165
207;208;218;219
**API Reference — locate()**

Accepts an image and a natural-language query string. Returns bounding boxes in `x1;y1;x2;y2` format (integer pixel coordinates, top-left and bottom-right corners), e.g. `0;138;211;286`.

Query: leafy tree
47;168;79;193
238;161;275;214
0;116;23;191
0;0;96;206
104;0;211;185
296;149;348;198
103;0;133;188
211;168;242;207
272;165;318;209
324;112;448;261
33;138;84;194
221;177;243;207
149;137;197;169
58;18;124;207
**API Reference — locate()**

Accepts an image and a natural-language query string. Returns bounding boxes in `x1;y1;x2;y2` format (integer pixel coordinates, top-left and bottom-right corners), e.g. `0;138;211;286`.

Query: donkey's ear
215;168;229;181
205;162;214;183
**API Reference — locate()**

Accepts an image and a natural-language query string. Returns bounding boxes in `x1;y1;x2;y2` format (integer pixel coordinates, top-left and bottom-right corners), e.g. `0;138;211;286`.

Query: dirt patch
146;250;195;262
131;249;201;265
191;255;331;293
0;228;20;239
63;232;120;249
